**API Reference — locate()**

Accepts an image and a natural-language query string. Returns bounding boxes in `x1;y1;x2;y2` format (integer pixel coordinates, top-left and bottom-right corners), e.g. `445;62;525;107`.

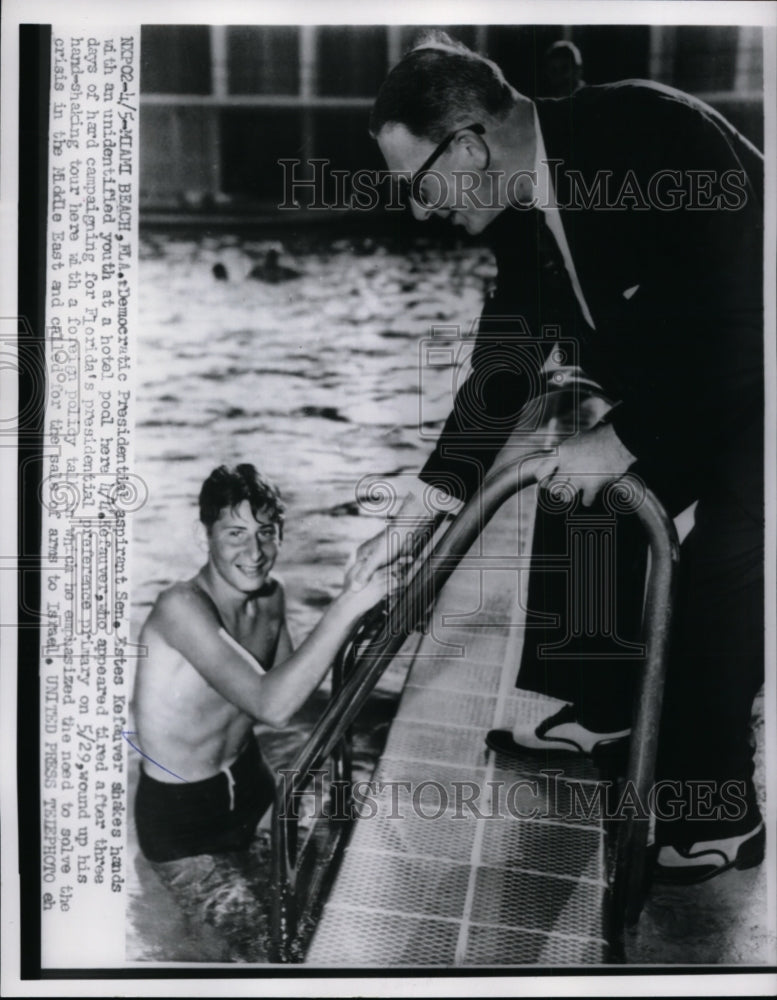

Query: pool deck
306;481;774;967
307;484;614;965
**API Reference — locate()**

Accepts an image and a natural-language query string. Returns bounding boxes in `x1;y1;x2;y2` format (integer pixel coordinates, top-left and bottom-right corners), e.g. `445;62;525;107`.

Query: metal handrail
269;454;679;962
608;483;680;953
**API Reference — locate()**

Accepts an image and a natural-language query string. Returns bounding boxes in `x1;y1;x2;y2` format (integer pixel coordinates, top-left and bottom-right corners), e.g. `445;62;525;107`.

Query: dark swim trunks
134;736;276;863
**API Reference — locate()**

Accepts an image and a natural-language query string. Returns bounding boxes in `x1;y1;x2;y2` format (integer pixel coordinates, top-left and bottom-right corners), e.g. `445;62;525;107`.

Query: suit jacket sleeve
418;209;563;502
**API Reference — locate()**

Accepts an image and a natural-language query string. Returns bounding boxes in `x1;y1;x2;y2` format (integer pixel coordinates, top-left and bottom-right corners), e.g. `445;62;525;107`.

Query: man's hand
527;422;637;507
350;484;441;586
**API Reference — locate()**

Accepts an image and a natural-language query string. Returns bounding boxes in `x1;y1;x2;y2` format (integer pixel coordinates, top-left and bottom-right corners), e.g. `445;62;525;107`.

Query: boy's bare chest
224;606;281;669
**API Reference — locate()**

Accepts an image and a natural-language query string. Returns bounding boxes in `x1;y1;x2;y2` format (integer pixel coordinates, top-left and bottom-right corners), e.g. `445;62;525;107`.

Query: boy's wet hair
199;464;285;537
369;29;513;142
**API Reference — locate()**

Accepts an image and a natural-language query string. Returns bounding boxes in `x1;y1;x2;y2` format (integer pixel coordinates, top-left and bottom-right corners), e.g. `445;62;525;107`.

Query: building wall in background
138;24;764;214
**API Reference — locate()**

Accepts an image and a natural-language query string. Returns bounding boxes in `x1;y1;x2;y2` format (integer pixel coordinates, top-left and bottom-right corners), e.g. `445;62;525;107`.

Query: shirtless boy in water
132;463;385;885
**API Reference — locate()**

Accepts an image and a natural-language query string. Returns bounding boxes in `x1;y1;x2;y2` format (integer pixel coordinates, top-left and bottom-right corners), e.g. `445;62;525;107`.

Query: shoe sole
501;735;631;758
654;824;765;885
485;729;631;766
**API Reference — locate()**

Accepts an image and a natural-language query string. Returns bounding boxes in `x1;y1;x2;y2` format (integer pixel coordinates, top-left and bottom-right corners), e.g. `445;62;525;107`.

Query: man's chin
456;209;502;235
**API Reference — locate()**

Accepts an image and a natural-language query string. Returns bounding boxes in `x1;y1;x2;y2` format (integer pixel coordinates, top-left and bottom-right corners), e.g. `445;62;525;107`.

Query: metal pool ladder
270;455;679;964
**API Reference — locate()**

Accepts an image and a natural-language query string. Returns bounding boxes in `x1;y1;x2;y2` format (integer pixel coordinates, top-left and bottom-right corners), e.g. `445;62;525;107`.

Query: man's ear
455;130;489;170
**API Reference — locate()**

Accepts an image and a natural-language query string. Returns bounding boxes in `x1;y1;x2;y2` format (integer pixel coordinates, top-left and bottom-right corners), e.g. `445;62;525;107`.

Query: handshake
343;479;446;613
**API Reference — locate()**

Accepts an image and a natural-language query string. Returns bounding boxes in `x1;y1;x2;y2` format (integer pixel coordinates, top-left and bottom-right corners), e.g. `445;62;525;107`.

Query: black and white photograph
2;0;776;995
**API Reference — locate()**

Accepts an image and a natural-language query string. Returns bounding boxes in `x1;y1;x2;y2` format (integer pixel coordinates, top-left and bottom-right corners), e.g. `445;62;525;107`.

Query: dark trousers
518;488;649;732
654;475;763;840
518;446;764;839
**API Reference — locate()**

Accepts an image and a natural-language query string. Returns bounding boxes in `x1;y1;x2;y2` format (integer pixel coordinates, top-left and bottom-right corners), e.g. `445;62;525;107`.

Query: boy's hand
342;560;390;615
352;529;393;584
351;484;442;585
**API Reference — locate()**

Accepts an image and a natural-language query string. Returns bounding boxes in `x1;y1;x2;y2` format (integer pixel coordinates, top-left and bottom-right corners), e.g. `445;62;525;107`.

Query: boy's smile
207;500;280;595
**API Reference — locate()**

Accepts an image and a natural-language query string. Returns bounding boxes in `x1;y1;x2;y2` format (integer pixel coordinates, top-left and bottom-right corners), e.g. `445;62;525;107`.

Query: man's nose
410;201;432;222
246;534;262;560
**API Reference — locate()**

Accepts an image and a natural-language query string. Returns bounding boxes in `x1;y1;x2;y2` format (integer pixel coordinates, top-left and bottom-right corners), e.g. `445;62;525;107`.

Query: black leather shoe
486;703;631;758
654;821;765;885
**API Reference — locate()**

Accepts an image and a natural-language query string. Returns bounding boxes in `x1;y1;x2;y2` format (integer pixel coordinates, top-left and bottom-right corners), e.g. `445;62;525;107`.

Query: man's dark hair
369;30;514;141
199;464;285;536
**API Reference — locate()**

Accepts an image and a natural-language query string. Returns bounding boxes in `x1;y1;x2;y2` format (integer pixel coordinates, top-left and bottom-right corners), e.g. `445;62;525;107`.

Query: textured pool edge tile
307;906;461;966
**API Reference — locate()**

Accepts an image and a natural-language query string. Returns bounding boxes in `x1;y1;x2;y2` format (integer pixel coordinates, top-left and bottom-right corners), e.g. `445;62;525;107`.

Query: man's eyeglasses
399;122;486;210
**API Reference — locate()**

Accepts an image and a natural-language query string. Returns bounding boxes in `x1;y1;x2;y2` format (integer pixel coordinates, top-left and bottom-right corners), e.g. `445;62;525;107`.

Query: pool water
127;227;495;962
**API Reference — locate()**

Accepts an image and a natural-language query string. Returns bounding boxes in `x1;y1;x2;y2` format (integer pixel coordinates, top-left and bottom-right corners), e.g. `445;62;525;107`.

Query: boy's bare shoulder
146;575;286;634
155;577;210;609
144;578;219;635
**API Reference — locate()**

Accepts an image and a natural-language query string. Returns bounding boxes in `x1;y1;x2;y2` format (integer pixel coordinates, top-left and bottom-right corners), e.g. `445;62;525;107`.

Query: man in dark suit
354;32;765;884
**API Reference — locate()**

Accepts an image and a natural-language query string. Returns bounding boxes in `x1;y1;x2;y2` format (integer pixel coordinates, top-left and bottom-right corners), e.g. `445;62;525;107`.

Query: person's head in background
543;40;585;97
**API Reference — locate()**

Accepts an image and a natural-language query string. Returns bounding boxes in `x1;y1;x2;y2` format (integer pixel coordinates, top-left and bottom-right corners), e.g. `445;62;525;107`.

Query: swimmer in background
248;247;301;283
131;463;386;960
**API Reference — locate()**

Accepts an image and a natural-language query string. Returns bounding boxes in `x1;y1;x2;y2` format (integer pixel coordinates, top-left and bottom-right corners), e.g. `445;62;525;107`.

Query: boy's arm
153;572;385;728
273;619;294;665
